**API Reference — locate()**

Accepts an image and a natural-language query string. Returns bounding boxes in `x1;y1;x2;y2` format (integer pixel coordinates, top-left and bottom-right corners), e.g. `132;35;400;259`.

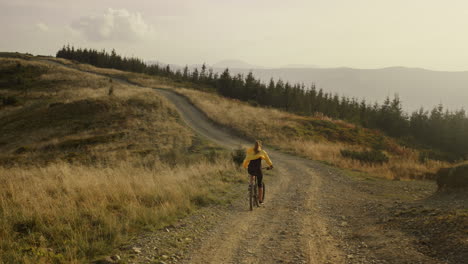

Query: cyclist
242;140;273;204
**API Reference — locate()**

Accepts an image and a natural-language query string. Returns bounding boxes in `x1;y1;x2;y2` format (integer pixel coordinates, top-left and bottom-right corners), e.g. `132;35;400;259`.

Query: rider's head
254;140;262;154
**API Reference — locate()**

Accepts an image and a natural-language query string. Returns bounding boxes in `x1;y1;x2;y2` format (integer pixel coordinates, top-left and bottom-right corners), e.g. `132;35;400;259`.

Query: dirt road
155;89;346;264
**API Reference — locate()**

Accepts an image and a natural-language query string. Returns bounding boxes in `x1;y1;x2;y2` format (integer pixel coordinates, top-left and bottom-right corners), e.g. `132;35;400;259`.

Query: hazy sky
1;0;468;70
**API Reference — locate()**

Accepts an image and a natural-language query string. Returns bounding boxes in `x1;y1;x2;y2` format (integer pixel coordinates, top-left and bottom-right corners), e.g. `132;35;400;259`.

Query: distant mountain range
224;66;468;112
147;59;468;112
147;59;265;70
212;60;264;69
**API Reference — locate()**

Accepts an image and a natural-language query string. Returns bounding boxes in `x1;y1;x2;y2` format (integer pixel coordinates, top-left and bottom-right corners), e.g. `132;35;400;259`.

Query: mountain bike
248;167;271;211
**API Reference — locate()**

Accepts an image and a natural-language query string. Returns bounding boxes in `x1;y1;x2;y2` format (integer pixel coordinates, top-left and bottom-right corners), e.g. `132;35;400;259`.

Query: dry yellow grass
174;88;448;180
0;160;242;263
288;140;445;179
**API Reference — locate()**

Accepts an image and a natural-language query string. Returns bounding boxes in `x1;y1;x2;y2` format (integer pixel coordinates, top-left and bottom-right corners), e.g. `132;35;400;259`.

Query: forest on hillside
56;46;468;161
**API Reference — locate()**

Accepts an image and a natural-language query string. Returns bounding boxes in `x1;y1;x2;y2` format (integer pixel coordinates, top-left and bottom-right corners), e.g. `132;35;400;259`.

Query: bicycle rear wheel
262;182;265;202
254;177;259;207
249;183;253;211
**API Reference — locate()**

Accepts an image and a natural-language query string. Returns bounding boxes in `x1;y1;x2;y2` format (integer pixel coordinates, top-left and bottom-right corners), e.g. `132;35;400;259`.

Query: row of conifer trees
56;45;468;161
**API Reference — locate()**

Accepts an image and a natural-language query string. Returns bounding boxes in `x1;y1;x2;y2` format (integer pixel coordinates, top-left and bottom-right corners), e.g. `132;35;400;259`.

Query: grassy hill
0;57;187;166
0;54;243;263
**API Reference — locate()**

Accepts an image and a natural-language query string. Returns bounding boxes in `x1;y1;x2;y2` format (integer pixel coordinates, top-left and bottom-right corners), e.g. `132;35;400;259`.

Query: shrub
340;149;389;165
232;147;246;166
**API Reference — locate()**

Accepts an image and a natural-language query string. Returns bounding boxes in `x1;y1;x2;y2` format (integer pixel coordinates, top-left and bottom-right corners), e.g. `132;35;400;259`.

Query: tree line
56;45;468;161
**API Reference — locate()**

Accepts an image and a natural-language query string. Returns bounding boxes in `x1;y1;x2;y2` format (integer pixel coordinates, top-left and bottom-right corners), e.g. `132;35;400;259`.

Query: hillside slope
0;55;194;165
0;55;244;263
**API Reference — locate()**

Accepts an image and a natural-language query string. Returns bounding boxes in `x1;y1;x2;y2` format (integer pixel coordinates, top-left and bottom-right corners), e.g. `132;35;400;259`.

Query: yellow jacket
242;147;273;168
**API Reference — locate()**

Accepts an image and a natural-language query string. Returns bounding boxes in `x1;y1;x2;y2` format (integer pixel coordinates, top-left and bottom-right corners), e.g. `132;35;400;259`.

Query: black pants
248;158;263;187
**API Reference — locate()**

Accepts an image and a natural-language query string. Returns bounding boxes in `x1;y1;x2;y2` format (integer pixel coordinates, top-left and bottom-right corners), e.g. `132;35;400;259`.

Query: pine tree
183;66;189;80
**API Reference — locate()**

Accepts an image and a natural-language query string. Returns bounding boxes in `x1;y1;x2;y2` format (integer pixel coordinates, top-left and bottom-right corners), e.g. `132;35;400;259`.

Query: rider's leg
257;173;264;203
258;187;263;203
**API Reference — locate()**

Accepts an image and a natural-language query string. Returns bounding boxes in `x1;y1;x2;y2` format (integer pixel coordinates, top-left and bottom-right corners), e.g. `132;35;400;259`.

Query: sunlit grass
0;160;243;263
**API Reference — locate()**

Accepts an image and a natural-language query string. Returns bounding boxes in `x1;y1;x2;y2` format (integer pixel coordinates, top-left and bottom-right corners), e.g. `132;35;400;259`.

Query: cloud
36;23;49;32
71;8;154;42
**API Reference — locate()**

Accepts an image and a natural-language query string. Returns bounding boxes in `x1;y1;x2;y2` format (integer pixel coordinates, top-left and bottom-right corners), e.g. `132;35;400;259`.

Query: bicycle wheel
249;183;253;211
254;177;259;207
262;182;265;202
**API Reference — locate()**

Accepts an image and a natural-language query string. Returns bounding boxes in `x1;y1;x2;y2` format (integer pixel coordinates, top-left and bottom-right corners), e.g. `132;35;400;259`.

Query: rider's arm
242;158;250;168
262;150;273;167
242;148;251;168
